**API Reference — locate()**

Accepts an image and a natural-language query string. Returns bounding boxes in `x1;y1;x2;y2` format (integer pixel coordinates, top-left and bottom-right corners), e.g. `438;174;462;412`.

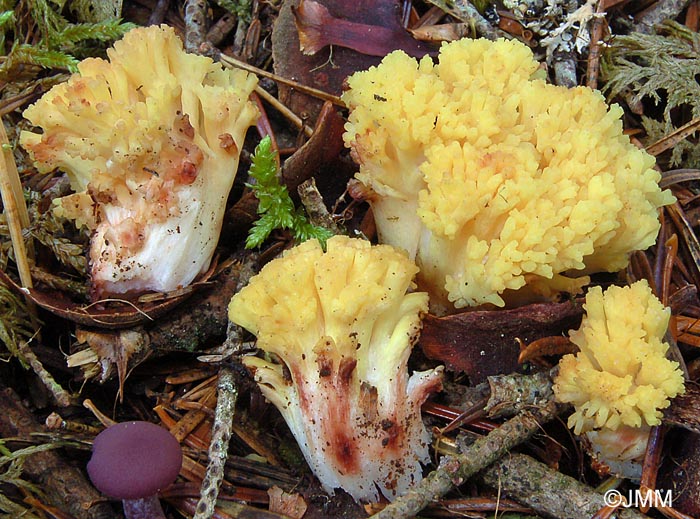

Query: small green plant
212;0;253;22
602;20;700;167
0;281;33;362
0;0;134;79
245;136;334;249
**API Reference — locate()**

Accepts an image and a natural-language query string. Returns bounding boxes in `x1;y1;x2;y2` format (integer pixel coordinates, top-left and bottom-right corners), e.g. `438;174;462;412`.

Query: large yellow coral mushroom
553;280;685;436
342;38;674;312
21;25;259;298
228;236;443;503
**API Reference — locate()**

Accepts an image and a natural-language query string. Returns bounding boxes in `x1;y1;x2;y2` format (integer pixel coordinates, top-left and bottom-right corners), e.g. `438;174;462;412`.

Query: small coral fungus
553;280;685;478
228;236;443;502
21;25;259;298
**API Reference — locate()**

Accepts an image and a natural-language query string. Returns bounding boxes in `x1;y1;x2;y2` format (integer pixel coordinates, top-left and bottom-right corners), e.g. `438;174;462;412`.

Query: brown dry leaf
268;486;308;519
420;301;583;383
272;0;435;122
0;262;213;329
281;100;350;198
294;0;433;57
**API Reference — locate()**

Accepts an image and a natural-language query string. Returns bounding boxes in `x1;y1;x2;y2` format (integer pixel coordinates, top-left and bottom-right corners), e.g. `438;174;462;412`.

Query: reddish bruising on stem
218;133;237;153
178;161;198;184
107;218;145;250
324;353;360;475
381;416;400;449
291;347;364;476
290;341;435;479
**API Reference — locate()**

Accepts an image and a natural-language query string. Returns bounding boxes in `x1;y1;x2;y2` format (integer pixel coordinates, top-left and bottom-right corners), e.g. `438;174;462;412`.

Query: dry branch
0;387;114;519
370;399;565;518
479;453;650;519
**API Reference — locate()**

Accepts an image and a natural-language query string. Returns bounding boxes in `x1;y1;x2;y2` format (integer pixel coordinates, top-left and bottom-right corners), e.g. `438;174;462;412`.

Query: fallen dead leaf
420;300;584;383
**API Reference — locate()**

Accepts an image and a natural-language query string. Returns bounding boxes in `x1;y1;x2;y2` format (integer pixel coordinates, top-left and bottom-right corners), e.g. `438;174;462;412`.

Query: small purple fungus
87;421;182;519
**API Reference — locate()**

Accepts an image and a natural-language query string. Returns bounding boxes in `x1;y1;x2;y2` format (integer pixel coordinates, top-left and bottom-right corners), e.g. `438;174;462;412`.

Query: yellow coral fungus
228;236;443;503
553;280;685;435
342;38;674;312
21;25;259;298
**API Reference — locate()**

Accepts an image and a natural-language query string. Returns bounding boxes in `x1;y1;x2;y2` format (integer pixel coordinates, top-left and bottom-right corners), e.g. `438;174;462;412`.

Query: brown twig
586;0;608;89
479;453;649;519
255;85;314;137
0;387;114;519
147;0;170;25
297;178;342;234
370;399;565;518
193;365;239;519
184;0;210;53
18;341;73;407
219;53;344;106
207;12;237;46
635;0;693;33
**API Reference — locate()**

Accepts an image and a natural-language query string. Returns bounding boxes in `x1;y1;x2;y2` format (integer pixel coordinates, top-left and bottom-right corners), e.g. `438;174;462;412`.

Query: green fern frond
603;23;700;120
246;136;335;249
6;43;79;72
54;19;136;46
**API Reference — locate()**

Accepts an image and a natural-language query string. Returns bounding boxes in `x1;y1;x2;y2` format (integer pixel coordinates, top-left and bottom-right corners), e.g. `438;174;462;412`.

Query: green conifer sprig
245;136;334;249
602;20;700;167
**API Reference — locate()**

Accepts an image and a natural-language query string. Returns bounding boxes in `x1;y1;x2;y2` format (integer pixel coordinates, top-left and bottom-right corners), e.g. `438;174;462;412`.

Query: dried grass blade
0;120;34;288
219;54;344;107
667;202;700;288
662;234;678;306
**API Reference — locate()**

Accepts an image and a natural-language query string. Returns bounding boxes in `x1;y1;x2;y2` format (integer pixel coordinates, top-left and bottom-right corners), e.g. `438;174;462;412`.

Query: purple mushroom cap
87;421;182;500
